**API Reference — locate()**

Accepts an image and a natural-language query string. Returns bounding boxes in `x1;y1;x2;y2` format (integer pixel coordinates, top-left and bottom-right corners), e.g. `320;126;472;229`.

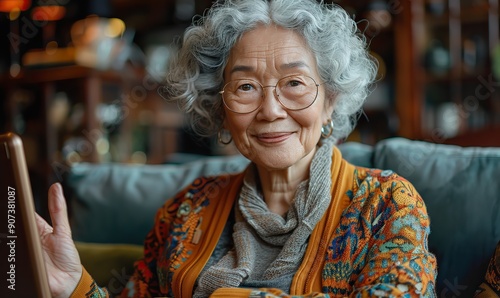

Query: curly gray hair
159;0;378;142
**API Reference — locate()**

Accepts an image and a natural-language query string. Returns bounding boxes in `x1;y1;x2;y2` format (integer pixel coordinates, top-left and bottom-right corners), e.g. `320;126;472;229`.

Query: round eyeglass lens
222;79;262;113
276;75;318;110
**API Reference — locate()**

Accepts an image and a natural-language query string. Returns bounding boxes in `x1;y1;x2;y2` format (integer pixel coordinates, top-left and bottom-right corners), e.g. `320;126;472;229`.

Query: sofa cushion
337;141;374;168
66;155;249;245
75;241;143;289
373;137;500;297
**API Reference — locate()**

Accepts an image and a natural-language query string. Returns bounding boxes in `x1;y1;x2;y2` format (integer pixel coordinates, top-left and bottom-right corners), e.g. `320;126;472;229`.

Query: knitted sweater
70;147;437;297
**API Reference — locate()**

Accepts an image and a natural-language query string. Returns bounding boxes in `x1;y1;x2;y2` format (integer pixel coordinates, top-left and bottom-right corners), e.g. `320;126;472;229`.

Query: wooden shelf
0;64;177;218
395;0;500;142
1;64;144;84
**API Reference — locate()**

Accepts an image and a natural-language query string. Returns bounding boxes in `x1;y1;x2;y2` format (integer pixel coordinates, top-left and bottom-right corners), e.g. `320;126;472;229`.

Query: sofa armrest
75;241;143;290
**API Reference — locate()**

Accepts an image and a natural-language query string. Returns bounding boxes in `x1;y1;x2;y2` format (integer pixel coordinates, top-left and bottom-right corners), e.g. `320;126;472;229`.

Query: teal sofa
64;137;500;297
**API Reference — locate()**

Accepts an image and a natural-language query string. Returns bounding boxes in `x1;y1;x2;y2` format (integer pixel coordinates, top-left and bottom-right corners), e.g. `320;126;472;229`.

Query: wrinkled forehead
224;25;317;77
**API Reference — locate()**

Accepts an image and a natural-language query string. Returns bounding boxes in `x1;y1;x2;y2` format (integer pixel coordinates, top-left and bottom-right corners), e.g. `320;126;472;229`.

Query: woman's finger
47;183;71;237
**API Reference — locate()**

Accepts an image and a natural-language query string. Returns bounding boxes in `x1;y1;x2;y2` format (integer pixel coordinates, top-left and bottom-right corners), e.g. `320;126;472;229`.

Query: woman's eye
288;80;302;87
283;78;306;88
238;83;255;91
281;75;306;87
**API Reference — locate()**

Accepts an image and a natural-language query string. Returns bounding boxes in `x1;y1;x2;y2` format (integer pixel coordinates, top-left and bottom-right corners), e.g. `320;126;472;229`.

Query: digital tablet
0;132;51;297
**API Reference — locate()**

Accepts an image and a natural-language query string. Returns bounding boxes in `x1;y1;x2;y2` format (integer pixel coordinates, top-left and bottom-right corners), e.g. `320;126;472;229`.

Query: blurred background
1;0;500;211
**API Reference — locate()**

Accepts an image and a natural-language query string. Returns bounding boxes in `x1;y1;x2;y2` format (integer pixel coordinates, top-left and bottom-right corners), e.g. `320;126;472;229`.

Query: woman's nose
257;86;288;120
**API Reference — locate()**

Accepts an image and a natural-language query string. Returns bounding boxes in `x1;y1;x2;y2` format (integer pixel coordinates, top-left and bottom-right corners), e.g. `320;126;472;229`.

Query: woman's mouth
255;132;293;144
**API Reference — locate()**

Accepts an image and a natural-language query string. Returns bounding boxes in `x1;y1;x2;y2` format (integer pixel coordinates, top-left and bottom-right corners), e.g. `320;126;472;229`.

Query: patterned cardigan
70;147;437;297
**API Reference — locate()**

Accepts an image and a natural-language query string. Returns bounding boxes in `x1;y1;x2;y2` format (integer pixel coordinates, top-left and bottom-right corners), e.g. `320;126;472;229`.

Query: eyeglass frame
219;74;324;114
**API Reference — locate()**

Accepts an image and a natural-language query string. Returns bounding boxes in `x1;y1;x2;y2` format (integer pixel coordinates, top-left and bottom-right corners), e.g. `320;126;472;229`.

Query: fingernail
52;182;62;193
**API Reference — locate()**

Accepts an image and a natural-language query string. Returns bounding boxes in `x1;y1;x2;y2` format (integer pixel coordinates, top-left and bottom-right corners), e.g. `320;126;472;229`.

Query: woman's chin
252;150;315;173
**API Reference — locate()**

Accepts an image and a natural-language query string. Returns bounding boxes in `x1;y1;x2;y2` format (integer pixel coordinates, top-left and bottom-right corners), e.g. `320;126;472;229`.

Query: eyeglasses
219;75;320;114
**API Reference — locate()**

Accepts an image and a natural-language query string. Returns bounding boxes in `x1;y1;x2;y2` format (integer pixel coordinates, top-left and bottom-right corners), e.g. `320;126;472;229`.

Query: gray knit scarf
195;140;334;297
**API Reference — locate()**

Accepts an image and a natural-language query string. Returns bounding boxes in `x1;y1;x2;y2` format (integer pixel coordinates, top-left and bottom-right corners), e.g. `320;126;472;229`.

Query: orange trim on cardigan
69;267;109;298
172;173;246;298
70;267;91;298
290;146;355;294
211;287;254;297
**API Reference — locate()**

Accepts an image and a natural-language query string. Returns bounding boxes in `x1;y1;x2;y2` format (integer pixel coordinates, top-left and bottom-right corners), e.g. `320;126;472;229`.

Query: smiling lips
255;132;293;143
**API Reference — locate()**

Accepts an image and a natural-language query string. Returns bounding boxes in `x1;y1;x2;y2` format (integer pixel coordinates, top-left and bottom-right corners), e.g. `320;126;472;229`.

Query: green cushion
75;241;143;289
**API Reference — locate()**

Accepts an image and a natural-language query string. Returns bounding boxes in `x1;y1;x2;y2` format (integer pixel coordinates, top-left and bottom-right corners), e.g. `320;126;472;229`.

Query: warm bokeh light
9;63;20;77
8;7;20;20
45;40;59;55
105;18;126;38
0;0;31;12
31;5;66;21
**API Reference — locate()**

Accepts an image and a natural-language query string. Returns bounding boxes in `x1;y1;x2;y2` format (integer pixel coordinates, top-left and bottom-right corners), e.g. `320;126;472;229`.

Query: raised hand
35;183;82;298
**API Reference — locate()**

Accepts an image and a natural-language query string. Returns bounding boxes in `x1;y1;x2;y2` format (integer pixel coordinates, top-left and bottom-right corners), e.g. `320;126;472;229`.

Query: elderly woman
37;0;437;297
